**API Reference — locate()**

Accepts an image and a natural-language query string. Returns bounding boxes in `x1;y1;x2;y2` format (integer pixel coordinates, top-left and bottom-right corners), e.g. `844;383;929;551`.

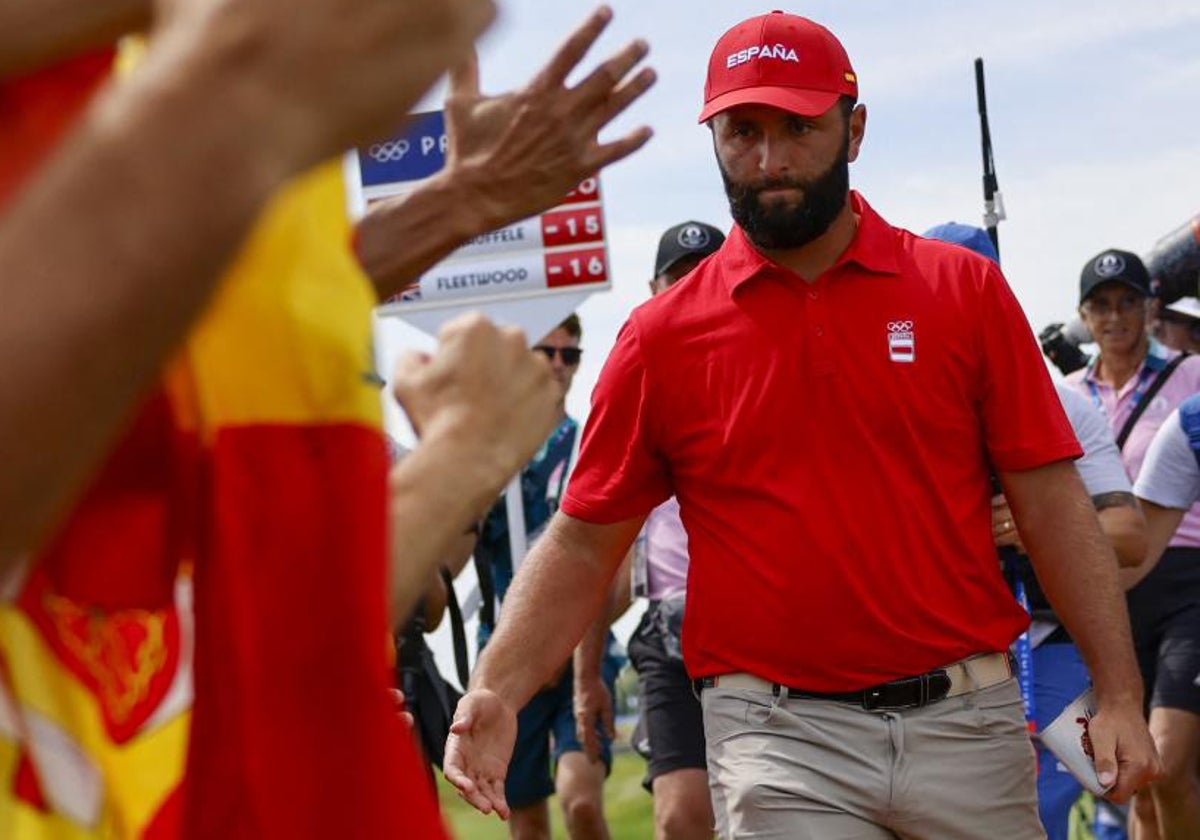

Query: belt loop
918;673;929;707
961;657;981;693
772;683;781;698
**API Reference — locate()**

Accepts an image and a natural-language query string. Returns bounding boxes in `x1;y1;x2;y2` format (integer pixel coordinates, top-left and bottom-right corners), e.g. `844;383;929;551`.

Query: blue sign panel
357;111;447;188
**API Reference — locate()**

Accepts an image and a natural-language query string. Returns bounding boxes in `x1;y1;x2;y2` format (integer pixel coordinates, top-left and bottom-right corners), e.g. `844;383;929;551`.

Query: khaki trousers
702;677;1045;839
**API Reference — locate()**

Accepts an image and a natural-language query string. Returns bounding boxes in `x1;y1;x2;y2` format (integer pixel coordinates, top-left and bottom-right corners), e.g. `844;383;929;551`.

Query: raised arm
0;0;494;565
356;5;655;298
444;510;642;817
387;314;560;624
1001;459;1160;802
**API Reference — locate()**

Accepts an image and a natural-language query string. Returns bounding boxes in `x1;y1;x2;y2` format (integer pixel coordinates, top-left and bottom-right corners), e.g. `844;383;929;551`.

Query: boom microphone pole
974;58;1006;258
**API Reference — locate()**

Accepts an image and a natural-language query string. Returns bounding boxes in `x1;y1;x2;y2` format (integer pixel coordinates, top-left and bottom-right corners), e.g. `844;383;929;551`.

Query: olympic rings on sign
368;140;410;163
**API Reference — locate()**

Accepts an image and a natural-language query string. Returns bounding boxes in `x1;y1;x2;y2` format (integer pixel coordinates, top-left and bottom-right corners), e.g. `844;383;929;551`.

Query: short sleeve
1055;383;1131;496
977;264;1083;470
1134;410;1200;510
561;317;673;523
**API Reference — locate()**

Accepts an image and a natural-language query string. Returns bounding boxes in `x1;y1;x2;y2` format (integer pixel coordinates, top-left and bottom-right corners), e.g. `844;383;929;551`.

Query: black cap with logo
654;221;726;277
1079;248;1153;303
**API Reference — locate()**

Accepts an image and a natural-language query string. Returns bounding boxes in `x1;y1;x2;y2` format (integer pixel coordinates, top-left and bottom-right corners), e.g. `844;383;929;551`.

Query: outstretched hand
355;5;654;295
443;688;519;818
442;4;655;229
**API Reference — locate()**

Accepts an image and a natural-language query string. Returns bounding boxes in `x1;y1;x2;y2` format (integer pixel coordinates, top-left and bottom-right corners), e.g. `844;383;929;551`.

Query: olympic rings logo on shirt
887;320;914;332
367;140;410;163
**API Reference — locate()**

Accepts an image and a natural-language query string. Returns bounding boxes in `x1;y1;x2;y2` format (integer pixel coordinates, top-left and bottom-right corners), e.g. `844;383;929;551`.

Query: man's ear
847;104;867;163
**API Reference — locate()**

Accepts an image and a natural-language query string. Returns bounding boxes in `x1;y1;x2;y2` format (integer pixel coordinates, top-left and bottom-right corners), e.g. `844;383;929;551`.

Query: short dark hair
558;313;582;341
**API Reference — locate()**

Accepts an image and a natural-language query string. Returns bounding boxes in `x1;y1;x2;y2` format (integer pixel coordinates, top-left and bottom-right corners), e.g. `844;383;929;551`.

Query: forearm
473;513;640;710
573;548;631;677
356;168;498;300
444;530;478;578
387;431;515;625
609;546;634;624
415;530;474;629
1121;503;1187;591
1005;464;1141;707
0;44;292;562
573;610;609;684
1096;501;1148;568
0;0;149;75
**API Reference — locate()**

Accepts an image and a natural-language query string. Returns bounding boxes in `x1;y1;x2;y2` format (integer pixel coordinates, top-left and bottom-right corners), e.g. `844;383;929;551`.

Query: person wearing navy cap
651;220;726;294
1066;247;1200;840
926;223;1149;840
449;14;1160;839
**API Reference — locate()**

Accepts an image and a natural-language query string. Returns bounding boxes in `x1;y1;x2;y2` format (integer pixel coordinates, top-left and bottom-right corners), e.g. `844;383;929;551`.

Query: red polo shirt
562;192;1081;691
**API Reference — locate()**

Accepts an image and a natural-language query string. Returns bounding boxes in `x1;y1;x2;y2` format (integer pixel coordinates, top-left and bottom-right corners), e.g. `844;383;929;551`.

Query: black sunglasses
533;345;582;365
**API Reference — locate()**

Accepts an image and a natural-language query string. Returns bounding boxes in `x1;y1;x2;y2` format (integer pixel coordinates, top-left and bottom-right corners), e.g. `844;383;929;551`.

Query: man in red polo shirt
446;11;1159;838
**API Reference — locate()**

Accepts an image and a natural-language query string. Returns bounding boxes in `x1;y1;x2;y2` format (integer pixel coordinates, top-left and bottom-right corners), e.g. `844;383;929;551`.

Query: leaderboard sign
353;111;611;313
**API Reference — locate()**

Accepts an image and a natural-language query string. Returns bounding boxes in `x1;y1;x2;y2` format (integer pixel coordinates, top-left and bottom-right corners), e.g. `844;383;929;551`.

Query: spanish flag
0;51;446;839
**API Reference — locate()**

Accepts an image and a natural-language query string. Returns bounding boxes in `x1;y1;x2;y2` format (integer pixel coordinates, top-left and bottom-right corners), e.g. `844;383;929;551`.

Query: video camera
1146;214;1200;305
1039;320;1091;376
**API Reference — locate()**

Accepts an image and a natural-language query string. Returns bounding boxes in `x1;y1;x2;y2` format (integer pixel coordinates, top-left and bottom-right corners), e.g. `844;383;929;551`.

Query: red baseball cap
698;11;858;123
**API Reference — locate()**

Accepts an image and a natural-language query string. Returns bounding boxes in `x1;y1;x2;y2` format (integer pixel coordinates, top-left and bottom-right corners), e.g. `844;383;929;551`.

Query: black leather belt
694;669;954;711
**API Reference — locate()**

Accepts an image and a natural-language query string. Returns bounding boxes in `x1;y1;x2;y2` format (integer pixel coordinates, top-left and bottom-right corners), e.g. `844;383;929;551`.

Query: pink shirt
642;497;690;600
1065;341;1200;547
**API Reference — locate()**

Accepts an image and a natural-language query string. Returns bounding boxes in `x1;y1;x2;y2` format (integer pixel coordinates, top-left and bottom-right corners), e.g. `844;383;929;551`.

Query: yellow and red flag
0;49;446;839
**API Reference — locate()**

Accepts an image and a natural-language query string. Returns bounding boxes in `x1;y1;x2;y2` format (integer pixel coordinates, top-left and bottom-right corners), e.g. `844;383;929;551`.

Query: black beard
720;142;850;251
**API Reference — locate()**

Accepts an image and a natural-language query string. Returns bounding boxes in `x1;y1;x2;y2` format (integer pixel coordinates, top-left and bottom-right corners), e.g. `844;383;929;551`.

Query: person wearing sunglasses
533;336;584;392
472;313;621;840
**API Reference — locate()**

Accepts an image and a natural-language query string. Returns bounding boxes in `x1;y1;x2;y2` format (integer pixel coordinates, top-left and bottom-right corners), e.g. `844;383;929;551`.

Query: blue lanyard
1002;548;1037;730
1010;577;1037;731
1086;360;1157;415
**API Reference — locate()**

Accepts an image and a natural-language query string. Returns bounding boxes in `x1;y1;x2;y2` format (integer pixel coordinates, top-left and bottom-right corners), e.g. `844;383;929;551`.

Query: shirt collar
1146;338;1173;370
720;191;902;296
1081;337;1172;384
